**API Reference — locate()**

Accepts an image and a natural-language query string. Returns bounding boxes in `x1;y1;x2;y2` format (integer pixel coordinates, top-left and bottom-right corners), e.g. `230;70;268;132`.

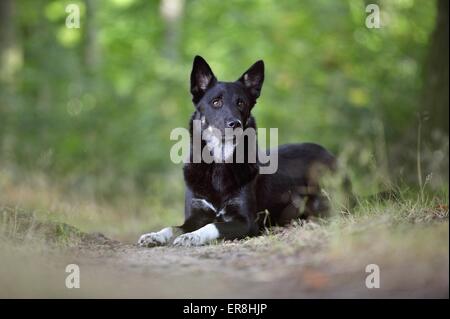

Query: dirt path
1;219;448;298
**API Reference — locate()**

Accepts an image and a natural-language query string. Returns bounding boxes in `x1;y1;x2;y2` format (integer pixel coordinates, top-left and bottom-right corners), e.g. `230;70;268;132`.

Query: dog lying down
138;56;352;247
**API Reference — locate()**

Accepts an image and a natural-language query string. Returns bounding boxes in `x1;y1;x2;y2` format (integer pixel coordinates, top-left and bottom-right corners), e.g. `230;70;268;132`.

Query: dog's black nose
226;120;242;129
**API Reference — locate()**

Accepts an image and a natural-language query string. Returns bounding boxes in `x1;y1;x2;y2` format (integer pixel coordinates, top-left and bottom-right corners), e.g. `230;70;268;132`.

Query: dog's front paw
138;227;175;247
173;233;203;247
138;232;168;247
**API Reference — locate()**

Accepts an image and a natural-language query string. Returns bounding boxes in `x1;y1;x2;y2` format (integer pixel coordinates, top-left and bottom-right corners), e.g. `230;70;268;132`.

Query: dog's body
138;56;342;247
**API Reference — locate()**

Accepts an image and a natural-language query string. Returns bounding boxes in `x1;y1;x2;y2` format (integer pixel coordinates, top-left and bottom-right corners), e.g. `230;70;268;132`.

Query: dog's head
190;55;264;135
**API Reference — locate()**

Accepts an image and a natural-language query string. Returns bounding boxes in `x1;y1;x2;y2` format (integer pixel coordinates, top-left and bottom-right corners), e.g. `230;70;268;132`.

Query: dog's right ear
190;56;217;104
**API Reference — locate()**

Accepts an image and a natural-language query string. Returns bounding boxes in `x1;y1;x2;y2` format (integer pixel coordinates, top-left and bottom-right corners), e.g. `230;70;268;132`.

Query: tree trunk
418;0;449;188
160;0;185;61
84;0;101;74
422;0;449;140
0;0;21;85
0;0;21;156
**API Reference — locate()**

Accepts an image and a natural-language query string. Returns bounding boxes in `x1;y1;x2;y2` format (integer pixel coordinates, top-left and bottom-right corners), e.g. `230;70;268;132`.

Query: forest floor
0;198;448;298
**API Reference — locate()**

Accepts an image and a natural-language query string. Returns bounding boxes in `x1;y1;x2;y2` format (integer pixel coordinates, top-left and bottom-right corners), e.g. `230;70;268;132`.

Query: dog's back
255;143;337;225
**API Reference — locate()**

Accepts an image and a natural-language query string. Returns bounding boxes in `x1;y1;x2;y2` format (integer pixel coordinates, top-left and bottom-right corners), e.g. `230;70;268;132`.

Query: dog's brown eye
212;97;222;108
237;99;245;108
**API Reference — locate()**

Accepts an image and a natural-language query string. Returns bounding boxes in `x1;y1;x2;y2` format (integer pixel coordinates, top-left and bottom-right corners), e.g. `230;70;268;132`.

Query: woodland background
0;0;448;239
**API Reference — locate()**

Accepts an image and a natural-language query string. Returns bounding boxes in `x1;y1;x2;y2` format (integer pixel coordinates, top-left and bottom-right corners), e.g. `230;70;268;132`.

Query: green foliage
0;0;440;197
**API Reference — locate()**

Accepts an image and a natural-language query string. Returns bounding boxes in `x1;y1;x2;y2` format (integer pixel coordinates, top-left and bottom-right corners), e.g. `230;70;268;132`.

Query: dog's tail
338;175;400;213
362;189;401;202
348;185;400;214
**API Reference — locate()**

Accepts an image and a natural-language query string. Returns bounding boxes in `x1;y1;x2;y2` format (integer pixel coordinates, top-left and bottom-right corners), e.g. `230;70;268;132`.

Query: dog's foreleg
138;226;184;247
173;223;219;247
173;220;252;247
138;205;216;247
173;191;258;247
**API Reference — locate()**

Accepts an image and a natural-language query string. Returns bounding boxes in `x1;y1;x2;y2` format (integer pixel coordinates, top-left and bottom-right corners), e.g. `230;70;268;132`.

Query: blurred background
0;0;448;241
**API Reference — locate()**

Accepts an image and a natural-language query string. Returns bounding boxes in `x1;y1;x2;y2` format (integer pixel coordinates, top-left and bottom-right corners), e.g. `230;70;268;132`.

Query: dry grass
0;169;184;242
0;164;448;298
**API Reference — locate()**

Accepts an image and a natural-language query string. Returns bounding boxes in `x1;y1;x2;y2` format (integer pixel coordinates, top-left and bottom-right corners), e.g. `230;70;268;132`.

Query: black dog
138;56;346;247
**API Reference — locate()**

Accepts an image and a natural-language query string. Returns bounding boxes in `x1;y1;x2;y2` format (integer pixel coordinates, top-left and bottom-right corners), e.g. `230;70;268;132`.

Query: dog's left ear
238;60;264;100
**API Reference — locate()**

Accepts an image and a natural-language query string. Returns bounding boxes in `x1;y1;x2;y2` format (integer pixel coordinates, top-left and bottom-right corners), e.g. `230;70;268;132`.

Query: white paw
138;227;174;247
138;232;168;247
172;224;219;247
173;233;204;247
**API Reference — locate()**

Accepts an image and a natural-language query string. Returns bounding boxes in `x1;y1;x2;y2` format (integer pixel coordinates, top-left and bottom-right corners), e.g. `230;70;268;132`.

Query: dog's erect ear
190;55;217;103
238;60;264;100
